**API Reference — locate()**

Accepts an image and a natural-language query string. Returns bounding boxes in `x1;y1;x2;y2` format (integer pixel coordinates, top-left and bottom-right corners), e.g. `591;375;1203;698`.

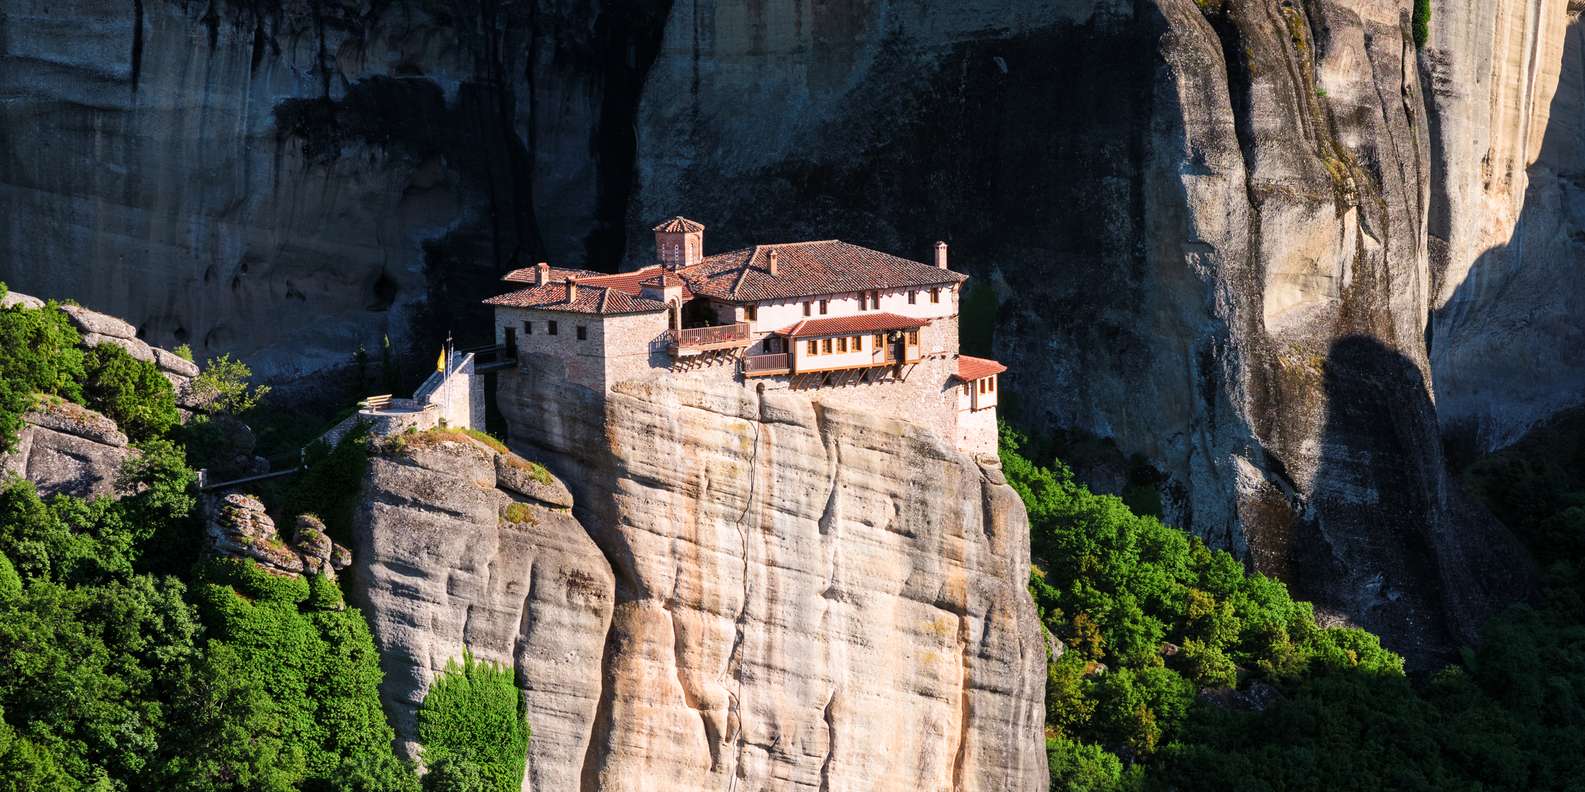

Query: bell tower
653;216;705;270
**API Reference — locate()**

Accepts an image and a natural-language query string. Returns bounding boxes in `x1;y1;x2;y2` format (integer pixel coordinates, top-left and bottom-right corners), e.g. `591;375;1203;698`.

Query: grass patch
501;502;536;526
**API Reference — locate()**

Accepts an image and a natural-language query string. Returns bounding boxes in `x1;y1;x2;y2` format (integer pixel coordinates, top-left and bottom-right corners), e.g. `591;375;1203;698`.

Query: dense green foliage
1005;420;1585;790
189;560;418;791
0;286;86;453
1003;426;1398;781
1413;0;1431;48
83;344;180;442
0;287;418;790
416;652;529;792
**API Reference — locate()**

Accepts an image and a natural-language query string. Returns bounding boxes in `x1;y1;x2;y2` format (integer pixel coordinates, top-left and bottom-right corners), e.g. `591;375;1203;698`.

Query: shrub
1413;0;1431;48
82;344;178;441
190;353;270;416
417;650;528;792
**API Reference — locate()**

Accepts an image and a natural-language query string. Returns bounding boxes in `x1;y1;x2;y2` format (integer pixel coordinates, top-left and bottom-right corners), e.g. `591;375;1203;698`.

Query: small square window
548;320;559;336
837;337;848;353
746;305;758;321
873;333;885;348
576;325;587;340
523;321;533;335
907;330;919;345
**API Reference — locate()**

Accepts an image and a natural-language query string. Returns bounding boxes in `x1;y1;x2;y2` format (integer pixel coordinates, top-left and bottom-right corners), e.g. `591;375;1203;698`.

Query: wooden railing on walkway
743;352;791;376
669;322;751;353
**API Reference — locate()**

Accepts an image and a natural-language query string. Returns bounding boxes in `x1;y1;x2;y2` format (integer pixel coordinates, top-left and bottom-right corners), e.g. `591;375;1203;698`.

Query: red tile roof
640;271;688;288
483;281;668;315
653;216;705;233
678;240;966;303
772;312;930;338
955;355;1007;381
502;265;600;283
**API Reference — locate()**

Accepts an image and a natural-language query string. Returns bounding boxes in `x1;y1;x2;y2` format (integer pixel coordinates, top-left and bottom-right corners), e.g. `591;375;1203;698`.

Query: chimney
767;248;780;277
565;277;579;302
934;241;949;270
535;261;550;286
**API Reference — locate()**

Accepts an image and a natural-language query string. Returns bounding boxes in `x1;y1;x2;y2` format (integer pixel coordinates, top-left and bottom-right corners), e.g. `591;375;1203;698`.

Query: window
858;293;867;310
548;320;558;336
576;325;587;340
822;338;833;354
523;320;533;335
907;290;917;305
873;333;885;349
962;382;971;396
837;337;848;353
818;299;829;315
989;376;996;392
803;301;812;317
907;330;919;345
745;305;758;321
930;287;941;304
807;339;819;355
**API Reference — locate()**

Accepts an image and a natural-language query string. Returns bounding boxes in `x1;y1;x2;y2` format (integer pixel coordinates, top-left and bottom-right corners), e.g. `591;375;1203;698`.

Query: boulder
0;402;132;500
0;290;44;310
61;304;136;340
153;347;200;378
206;494;354;580
493;453;573;508
81;332;155;363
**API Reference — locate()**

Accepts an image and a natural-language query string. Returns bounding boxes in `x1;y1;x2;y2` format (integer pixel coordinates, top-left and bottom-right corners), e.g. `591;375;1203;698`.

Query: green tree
83;344;178;441
417;650;528;792
189;354;269;416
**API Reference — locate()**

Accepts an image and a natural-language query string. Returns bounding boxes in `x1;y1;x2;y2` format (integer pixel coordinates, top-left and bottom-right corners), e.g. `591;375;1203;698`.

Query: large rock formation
0;400;133;499
1424;0;1585;451
490;370;1049;791
2;0;1567;660
206;494;354;579
624;0;1532;659
352;432;614;792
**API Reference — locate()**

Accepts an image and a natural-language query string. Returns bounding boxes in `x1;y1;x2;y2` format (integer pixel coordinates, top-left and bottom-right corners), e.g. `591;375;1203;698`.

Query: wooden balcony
743;352;791;377
669;322;752;355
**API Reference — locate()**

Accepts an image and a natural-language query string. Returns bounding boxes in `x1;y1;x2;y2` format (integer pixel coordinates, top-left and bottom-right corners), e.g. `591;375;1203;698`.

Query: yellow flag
436;348;446;372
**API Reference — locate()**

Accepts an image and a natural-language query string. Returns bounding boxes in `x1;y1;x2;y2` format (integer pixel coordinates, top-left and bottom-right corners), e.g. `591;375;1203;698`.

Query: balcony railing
743;352;791;376
669;322;752;354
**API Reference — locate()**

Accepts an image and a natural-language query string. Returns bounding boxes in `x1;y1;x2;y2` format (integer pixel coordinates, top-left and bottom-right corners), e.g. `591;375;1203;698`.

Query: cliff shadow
1307;335;1532;662
1430;13;1585;456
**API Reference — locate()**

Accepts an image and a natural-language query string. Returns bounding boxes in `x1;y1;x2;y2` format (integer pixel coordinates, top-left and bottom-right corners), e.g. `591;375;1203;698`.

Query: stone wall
958;406;999;458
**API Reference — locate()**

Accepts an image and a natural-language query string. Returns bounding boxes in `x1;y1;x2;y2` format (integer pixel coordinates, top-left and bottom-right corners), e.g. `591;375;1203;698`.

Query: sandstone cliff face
3;0;1564;662
625;0;1529;658
352;434;615;792
1424;0;1585;450
0;0;669;379
492;370;1048;791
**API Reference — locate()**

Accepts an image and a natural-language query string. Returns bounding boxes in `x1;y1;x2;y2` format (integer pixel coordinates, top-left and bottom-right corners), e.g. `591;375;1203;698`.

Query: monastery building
485;217;1006;454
